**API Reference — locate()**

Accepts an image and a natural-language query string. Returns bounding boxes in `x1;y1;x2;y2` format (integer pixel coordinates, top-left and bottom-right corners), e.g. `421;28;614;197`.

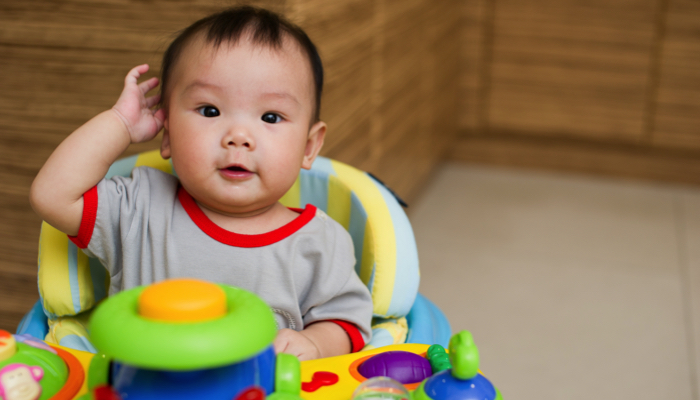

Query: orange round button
138;279;227;322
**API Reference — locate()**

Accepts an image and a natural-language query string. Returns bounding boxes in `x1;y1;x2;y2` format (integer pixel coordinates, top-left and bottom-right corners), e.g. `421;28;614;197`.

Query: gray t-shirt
78;167;372;346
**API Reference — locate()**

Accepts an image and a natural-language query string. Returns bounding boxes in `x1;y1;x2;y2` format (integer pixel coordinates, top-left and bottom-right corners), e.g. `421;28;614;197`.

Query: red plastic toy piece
50;345;86;400
301;371;339;392
93;385;122;400
235;386;266;400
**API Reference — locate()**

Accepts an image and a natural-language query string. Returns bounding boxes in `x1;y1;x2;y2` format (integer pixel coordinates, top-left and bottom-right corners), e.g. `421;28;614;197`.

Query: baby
30;6;373;361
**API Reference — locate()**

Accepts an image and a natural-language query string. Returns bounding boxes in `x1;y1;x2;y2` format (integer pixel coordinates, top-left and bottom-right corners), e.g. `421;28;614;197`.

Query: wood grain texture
459;0;489;132
454;0;700;187
0;0;458;330
370;0;461;200
486;0;657;141
287;0;376;169
451;134;700;186
652;0;700;150
290;0;461;199
0;0;230;331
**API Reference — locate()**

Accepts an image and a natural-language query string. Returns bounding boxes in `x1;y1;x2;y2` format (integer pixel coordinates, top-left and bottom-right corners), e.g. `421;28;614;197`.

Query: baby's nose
224;127;254;149
227;138;251;148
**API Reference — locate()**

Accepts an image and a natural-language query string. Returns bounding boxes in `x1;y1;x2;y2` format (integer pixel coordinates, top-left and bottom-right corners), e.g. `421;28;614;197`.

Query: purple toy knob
357;351;432;384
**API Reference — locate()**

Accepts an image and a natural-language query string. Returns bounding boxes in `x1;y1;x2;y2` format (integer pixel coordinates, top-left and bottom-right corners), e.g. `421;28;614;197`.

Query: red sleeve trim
177;186;316;248
67;186;98;249
327;320;365;353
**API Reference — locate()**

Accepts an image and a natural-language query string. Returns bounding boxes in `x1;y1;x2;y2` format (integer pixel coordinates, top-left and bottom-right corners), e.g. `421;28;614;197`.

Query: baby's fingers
139;77;160;96
273;335;290;354
145;93;161;109
124;64;150;86
153;108;166;131
274;329;302;354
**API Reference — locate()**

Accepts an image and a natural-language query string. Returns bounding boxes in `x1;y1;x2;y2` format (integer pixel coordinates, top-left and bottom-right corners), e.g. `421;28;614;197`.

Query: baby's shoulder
131;165;178;183
125;166;180;192
308;207;347;233
107;165;178;186
100;166;179;205
291;207;356;275
301;207;353;250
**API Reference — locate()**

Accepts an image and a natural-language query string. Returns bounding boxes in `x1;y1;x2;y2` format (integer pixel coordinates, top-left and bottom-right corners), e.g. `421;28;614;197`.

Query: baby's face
161;35;324;216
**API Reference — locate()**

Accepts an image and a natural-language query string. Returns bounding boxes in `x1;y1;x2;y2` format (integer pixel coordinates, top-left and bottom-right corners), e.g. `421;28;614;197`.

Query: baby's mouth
220;164;253;179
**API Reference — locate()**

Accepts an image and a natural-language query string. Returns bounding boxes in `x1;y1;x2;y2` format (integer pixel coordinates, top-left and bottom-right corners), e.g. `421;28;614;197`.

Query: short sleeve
300;212;373;349
78;167;178;280
67;186;98;248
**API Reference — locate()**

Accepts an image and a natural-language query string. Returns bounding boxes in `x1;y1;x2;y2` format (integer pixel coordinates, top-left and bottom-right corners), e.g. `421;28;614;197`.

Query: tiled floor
408;162;700;400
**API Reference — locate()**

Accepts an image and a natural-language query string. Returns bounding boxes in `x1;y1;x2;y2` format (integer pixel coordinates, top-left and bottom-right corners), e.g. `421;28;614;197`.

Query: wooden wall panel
0;1;230;52
371;0;428;197
292;0;461;199
0;9;157;331
370;0;461;199
423;0;462;174
652;0;700;150
452;134;700;185
287;0;376;169
380;0;427;150
433;9;464;131
375;0;430;195
459;0;488;131
453;0;700;187
486;0;657;142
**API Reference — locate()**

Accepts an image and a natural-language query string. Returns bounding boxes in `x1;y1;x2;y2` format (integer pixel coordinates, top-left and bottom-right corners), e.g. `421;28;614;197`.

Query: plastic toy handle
87;352;111;390
448;331;480;380
274;353;301;395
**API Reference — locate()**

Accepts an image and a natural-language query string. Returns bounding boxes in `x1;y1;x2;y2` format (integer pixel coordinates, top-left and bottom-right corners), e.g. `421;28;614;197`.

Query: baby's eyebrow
260;92;300;106
181;81;301;107
183;80;221;94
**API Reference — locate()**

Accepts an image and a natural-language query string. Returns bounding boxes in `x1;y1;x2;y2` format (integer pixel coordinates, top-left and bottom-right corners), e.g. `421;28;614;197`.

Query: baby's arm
30;65;164;236
273;322;351;361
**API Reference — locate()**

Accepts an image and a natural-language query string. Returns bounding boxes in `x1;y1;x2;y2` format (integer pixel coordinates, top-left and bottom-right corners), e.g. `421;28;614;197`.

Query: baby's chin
194;195;279;219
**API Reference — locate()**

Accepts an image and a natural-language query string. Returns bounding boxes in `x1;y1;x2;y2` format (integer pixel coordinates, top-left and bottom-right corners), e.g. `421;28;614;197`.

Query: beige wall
456;0;700;183
0;0;460;330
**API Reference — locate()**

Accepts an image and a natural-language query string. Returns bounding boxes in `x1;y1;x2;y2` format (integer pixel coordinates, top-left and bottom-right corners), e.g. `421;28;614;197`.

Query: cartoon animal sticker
0;364;44;400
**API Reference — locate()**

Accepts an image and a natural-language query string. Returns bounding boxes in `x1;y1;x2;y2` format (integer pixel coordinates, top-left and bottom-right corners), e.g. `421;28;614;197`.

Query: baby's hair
160;6;324;122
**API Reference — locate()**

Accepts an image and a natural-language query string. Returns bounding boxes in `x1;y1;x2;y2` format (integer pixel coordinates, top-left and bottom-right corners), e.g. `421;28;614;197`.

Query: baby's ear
302;121;326;170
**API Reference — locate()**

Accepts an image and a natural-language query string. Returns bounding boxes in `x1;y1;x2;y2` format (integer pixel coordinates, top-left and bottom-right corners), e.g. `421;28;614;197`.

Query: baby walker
5;278;501;400
12;152;503;399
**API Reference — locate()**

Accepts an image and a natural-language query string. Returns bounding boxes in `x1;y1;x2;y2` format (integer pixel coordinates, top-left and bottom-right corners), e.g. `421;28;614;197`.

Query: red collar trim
177;187;316;248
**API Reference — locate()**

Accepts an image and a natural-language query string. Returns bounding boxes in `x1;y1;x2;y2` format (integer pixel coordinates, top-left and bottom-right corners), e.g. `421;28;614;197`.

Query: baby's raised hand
111;64;165;143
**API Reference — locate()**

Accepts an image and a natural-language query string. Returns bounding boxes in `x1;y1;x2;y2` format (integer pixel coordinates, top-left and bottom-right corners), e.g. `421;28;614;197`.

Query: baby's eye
197;106;220;118
261;113;283;124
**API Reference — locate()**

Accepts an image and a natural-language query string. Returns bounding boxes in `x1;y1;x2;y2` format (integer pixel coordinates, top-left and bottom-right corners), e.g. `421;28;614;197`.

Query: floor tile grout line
674;196;700;400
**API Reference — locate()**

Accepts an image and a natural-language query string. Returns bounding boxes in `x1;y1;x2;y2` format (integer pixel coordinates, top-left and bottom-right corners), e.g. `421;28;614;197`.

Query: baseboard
450;134;700;187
